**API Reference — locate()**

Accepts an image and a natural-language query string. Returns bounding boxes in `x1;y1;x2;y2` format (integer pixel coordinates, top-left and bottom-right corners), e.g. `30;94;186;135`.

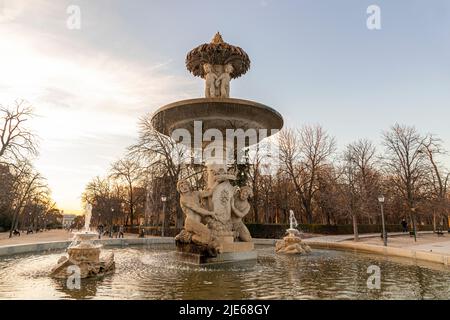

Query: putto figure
176;179;216;247
231;186;253;242
216;63;233;98
203;63;217;98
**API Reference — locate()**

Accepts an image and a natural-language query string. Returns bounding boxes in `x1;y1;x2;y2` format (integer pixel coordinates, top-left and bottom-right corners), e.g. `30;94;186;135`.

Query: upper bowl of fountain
286;228;301;237
151;98;283;146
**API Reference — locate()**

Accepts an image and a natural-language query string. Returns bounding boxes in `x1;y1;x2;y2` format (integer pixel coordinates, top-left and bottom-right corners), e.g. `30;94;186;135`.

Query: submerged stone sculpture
50;204;115;278
275;210;311;255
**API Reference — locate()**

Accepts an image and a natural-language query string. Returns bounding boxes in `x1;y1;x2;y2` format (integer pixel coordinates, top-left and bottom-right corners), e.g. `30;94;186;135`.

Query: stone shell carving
186;32;251;79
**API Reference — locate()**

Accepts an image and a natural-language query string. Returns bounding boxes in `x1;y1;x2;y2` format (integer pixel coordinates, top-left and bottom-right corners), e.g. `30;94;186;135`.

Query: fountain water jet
50;204;115;278
275;210;311;254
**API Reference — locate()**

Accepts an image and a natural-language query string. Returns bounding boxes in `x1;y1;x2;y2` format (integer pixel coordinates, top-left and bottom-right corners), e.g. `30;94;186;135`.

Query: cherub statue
215;63;233;98
203;63;217;98
176;179;216;246
230;185;253;242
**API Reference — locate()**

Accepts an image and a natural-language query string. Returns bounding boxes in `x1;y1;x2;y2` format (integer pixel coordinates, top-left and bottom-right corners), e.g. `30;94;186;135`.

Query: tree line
0;101;61;236
83;113;449;238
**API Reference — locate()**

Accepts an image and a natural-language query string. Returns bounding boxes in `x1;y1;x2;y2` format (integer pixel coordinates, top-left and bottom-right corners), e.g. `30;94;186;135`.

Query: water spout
84;203;92;232
289;210;298;230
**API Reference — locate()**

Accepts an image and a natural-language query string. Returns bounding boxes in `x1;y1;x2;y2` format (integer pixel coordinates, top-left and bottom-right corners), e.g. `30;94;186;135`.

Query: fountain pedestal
275;228;311;255
50;232;115;279
176;234;256;264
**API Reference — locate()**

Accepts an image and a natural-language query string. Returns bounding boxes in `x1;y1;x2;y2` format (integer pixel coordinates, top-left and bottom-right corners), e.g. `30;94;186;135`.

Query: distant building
62;214;76;228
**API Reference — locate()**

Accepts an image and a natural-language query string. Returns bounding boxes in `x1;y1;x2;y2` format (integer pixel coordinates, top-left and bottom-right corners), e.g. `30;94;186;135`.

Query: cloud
0;1;198;212
0;0;25;22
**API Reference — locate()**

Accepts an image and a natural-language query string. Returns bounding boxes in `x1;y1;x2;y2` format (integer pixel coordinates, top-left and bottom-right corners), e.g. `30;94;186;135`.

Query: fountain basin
2;245;450;299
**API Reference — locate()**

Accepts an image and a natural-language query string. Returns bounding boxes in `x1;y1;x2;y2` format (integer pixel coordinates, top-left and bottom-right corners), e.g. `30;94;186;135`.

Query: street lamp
378;195;387;246
410;207;417;242
28;212;32;233
110;208;114;238
161;195;167;237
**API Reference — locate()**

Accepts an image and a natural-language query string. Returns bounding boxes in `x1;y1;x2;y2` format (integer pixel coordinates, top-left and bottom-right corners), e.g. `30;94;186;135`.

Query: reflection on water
0;245;449;300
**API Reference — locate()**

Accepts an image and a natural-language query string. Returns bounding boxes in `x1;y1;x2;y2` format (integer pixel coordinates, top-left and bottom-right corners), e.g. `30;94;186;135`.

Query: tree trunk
433;213;436;232
352;214;359;241
176;205;183;230
163;203;170;236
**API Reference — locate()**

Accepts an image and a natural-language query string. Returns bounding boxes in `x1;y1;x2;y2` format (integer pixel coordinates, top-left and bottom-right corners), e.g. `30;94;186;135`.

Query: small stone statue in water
275;209;311;255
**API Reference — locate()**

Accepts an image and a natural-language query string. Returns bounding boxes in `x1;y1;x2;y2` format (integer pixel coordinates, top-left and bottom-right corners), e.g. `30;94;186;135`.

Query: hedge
125;226;182;237
125;223;436;238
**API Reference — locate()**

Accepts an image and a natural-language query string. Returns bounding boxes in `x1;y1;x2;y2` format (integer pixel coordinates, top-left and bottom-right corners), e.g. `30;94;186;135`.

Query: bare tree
0;100;38;163
422;135;450;231
279;125;336;223
383;124;429;241
110;157;144;227
8;161;46;237
342;139;379;241
130;115;188;231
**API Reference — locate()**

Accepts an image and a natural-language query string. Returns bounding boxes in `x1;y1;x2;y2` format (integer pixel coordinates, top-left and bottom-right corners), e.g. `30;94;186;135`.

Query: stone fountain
275;210;311;254
151;32;283;264
51;204;115;278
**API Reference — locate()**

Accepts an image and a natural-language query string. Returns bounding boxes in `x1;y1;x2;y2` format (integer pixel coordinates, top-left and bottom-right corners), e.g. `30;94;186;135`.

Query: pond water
0;245;449;299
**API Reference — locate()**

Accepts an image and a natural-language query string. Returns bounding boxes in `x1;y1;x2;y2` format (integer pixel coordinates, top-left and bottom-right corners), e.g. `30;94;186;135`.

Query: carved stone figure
204;63;218;98
216;63;233;98
231;186;253;242
275;234;311;254
176;179;217;248
275;210;311;255
203;165;236;238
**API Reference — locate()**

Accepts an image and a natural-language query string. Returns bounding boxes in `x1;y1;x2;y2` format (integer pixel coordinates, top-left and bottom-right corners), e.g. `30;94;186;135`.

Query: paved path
303;231;434;243
0;229;138;246
303;231;450;267
340;232;450;256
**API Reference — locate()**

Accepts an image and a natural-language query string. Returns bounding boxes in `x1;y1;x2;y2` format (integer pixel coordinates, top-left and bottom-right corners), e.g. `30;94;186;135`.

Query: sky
1;0;449;214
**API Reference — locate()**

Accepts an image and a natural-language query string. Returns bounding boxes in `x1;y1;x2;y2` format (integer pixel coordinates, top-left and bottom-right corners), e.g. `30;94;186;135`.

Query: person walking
118;225;124;238
401;218;408;233
98;224;104;239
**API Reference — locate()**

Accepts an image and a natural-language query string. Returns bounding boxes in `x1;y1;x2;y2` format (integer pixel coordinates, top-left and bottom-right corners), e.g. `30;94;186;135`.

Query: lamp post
448;214;450;233
110;207;114;238
378;195;387;246
410;207;417;242
161;195;167;237
25;212;32;234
